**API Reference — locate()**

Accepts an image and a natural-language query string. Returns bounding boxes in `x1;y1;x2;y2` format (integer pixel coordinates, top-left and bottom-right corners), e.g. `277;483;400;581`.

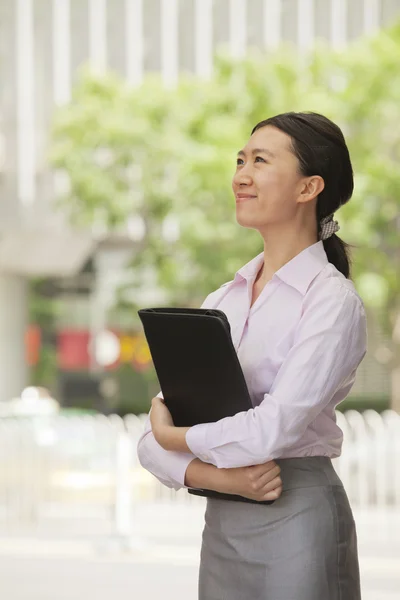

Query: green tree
332;24;400;411
51;23;400;409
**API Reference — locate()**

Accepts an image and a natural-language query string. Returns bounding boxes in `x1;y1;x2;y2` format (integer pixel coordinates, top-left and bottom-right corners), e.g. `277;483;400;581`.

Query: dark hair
251;111;354;279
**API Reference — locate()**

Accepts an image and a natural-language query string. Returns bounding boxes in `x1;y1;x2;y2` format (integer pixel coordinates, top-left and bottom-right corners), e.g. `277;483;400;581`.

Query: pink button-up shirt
137;241;367;490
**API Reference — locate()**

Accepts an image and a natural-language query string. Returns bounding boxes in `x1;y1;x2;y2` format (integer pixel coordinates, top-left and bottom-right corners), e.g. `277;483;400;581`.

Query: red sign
57;330;91;370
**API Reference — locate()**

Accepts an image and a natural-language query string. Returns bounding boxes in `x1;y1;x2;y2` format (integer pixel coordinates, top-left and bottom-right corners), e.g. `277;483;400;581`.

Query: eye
236;155;267;166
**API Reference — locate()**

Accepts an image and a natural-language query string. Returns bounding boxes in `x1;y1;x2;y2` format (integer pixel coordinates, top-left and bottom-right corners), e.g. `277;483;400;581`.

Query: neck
258;224;318;281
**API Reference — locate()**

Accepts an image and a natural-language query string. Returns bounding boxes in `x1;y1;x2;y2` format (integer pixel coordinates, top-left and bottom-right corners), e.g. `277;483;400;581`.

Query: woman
137;111;367;600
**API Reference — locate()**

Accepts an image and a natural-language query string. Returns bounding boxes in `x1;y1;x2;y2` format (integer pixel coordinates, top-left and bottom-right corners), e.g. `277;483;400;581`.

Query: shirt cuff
139;432;196;489
185;423;214;464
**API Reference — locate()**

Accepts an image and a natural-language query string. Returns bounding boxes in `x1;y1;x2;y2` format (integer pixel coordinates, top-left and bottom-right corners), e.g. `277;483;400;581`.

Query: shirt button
201;454;210;461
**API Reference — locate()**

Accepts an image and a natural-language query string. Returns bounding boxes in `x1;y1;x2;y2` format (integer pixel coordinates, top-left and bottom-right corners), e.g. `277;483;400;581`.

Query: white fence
0;410;399;532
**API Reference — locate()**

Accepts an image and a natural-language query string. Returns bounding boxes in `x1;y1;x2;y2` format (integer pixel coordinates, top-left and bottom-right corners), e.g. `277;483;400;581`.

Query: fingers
262;485;282;501
260;475;282;494
250;467;282;500
256;465;281;487
249;460;279;479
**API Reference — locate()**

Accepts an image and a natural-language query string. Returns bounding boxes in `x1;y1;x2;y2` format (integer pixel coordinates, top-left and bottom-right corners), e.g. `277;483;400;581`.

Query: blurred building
0;0;398;404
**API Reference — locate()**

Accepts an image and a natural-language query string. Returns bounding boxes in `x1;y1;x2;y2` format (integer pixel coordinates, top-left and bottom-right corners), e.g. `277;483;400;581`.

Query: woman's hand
185;458;283;502
150;396;174;447
221;460;283;502
150;396;174;429
149;397;192;452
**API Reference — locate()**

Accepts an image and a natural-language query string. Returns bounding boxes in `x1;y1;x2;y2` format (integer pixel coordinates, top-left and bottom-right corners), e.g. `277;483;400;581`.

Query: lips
236;194;256;202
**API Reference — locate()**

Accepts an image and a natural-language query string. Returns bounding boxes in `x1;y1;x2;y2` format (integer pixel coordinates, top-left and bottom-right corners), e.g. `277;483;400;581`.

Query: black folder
138;307;274;505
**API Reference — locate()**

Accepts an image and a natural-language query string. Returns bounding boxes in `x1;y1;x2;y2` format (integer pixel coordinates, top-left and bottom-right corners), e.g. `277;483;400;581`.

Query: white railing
0;410;399;533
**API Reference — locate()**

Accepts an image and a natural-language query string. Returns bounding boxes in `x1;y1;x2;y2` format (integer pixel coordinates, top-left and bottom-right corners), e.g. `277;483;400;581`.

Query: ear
298;175;325;204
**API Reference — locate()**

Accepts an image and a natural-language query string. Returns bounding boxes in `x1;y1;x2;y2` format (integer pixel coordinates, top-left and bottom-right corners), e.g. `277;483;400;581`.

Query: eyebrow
237;147;276;159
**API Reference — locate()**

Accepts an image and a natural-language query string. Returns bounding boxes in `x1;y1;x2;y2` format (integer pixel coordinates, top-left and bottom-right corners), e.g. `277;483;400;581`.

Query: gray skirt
199;457;360;600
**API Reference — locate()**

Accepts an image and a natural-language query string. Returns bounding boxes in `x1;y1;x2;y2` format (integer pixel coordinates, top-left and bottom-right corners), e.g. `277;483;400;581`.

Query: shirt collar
234;241;328;296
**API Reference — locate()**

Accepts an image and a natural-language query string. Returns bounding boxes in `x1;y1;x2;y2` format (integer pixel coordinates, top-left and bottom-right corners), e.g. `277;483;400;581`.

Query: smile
236;194;256;203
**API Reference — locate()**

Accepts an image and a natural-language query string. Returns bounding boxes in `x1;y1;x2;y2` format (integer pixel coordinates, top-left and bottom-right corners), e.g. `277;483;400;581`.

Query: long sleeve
136;404;197;490
185;279;367;469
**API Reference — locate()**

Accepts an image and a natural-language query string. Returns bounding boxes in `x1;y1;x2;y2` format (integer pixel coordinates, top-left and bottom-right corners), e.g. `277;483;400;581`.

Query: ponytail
322;235;353;279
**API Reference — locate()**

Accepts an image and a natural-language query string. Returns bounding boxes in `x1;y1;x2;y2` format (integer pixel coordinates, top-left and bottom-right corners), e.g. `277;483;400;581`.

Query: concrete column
0;273;28;402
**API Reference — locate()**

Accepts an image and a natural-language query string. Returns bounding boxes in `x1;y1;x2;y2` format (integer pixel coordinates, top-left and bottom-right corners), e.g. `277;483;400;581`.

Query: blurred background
0;1;399;598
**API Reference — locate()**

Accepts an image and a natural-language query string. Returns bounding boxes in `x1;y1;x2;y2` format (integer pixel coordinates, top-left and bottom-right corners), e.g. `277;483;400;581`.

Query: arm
184;458;223;489
185;457;283;502
137;409;197;490
139;401;283;499
184;280;367;469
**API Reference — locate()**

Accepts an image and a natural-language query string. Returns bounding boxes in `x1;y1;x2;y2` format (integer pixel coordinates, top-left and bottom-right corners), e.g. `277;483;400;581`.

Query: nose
233;165;253;188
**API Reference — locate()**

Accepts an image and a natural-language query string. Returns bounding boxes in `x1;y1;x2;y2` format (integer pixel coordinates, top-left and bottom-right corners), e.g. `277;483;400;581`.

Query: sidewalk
0;504;399;600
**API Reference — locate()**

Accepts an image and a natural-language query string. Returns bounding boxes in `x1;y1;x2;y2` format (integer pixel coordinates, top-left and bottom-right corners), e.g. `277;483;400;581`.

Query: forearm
184;458;227;493
159;426;192;452
137;425;196;490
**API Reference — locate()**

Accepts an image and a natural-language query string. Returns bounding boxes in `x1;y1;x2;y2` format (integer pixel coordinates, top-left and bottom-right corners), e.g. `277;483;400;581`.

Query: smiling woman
137;111;367;600
235;112;353;279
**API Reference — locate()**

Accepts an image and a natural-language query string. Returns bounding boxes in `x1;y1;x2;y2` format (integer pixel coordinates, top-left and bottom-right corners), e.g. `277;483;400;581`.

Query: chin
235;214;258;230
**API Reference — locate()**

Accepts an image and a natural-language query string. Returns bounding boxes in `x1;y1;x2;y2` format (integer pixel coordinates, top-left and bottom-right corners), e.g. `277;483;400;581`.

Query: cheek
257;173;297;217
260;169;296;195
256;171;280;196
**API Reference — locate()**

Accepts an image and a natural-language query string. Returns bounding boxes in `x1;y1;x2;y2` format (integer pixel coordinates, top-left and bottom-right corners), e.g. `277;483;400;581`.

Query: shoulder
200;279;235;309
200;281;231;309
304;266;366;320
295;270;367;355
219;279;235;289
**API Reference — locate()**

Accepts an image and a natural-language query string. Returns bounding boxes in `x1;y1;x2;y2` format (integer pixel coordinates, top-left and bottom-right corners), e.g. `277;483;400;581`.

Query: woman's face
232;125;307;231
